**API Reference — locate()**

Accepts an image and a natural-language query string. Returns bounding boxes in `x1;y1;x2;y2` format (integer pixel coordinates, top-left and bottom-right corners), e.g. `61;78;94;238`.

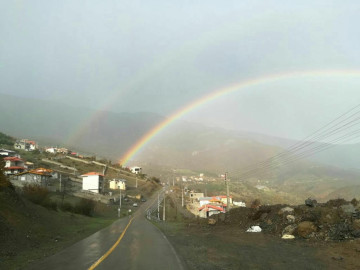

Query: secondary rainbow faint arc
119;69;360;165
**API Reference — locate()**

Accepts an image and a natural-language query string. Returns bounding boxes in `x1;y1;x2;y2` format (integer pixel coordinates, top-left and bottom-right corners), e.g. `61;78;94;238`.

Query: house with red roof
15;168;53;186
14;139;38;151
3;156;26;175
198;204;225;218
81;172;104;194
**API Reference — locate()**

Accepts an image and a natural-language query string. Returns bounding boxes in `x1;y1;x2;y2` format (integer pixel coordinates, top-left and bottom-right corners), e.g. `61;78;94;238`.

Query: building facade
81;172;104;193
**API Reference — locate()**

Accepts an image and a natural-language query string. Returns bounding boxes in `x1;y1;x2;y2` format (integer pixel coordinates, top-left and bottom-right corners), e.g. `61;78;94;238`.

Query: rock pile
217;198;360;241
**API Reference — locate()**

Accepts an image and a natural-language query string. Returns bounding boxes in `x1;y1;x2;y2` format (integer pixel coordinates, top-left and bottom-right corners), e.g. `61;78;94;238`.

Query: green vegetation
0;131;15;146
22;184;57;210
0;186;118;269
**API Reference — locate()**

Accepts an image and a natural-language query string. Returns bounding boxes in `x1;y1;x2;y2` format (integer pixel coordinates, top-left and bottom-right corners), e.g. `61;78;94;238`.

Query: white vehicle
133;203;138;207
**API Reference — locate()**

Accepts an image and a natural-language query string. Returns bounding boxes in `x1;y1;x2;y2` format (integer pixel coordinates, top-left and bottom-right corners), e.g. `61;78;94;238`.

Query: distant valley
1;93;360;203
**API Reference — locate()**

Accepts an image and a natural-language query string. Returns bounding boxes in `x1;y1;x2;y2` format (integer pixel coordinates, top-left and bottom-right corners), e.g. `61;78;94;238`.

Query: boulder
282;234;295;239
340;204;356;215
287;215;295;223
297;221;317;238
208;218;217;225
246;225;262;232
352;219;360;230
278;207;294;215
305;198;317;207
283;224;297;235
351;230;360;238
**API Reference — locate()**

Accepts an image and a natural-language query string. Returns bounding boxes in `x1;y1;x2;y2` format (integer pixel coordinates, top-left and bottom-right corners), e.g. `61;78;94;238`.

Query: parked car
133;203;138;207
141;198;146;202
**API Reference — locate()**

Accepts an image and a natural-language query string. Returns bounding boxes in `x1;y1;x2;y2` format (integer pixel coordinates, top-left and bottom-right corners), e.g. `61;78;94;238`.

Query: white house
198;197;213;207
14;139;37;151
130;166;142;174
3;156;26;175
109;179;127;190
81;172;104;194
0;149;17;158
198;205;225;218
45;147;57;154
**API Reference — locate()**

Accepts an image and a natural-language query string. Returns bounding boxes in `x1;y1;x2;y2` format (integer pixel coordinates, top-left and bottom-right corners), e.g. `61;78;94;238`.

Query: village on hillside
2;137;250;219
1;138;149;205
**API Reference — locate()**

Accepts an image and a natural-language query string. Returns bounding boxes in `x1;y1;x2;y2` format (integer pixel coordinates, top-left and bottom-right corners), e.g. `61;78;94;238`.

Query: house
57;148;69;154
25;161;35;169
109;179;127;190
130;166;142;174
14;139;37;151
3;156;26;175
198;196;225;207
15;168;52;186
198;205;225;218
0;149;17;158
217;195;233;205
81;172;104;194
198;197;213;207
189;192;204;203
45;147;57;154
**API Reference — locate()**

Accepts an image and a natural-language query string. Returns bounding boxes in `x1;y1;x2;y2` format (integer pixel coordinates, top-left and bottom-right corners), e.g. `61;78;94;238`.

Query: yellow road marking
88;218;134;270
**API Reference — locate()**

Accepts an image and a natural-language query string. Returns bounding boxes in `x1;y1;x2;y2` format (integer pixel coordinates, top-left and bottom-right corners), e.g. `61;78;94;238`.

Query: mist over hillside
0;93;164;157
2;93;360;174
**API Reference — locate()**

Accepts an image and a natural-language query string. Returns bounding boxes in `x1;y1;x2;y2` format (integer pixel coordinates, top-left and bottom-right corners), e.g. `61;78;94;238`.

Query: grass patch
0;188;118;269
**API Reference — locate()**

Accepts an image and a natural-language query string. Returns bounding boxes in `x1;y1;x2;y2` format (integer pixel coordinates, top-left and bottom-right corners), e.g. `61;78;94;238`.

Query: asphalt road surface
27;195;184;270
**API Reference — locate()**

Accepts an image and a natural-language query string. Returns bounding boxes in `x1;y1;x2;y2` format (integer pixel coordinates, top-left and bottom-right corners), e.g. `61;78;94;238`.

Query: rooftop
4;157;23;161
198;205;224;212
82;172;104;177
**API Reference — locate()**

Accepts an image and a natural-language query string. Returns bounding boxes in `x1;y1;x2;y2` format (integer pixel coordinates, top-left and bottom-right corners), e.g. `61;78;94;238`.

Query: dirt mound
215;198;360;241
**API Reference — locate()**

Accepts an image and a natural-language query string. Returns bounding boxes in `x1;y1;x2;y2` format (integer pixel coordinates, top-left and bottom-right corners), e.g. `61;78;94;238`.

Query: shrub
22;184;57;210
74;198;95;216
60;202;74;212
22;184;49;204
251;199;261;209
150;177;160;184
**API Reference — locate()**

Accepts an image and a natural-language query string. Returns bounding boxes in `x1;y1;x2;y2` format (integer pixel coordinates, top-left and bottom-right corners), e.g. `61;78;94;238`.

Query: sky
1;1;360;140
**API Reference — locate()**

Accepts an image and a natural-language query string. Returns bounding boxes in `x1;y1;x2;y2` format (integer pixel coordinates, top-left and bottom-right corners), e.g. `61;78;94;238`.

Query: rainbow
119;69;360;165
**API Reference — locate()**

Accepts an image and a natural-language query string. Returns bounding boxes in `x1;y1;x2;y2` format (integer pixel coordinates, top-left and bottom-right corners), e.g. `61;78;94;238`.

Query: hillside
0;186;119;269
0;131;16;146
2;93;360;171
0;93;164;159
1;94;359;203
135;124;360;203
234;130;360;170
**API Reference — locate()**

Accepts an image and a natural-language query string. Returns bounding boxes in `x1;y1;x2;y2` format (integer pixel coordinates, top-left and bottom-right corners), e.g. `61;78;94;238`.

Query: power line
231;103;360;179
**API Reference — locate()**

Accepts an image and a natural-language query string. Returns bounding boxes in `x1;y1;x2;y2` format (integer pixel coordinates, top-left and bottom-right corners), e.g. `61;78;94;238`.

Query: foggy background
1;0;360;141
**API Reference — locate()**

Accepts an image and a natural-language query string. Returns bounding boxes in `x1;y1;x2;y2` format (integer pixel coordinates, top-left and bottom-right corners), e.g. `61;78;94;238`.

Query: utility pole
157;192;160;220
59;174;62;193
118;187;122;218
225;172;230;212
163;194;166;221
181;186;184;207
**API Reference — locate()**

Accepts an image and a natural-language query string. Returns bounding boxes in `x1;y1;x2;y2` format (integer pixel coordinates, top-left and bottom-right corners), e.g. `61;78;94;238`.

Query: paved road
27;196;184;270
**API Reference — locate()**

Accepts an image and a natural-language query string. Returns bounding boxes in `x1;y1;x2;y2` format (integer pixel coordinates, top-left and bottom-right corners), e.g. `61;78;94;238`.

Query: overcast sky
1;1;360;140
